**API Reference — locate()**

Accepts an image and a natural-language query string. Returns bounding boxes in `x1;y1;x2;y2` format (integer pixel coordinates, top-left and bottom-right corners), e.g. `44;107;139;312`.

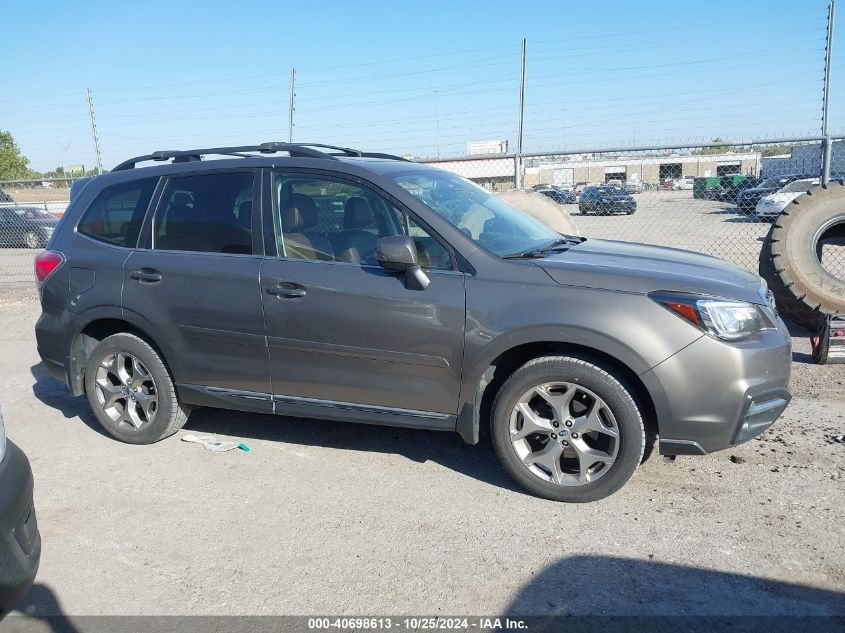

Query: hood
536;239;765;303
763;191;802;204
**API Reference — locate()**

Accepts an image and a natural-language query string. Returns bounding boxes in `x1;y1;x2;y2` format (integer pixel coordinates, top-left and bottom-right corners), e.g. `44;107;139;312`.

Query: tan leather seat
282;193;334;261
335;197;378;264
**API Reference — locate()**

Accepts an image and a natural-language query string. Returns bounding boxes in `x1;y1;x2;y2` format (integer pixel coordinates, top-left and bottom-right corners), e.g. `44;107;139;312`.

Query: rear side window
154;171;255;254
77;178;158;247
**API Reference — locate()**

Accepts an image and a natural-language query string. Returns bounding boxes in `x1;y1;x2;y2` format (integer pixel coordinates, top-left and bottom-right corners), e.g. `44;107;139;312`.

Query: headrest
238;200;252;217
282;193;317;230
343;196;374;229
171;192;193;207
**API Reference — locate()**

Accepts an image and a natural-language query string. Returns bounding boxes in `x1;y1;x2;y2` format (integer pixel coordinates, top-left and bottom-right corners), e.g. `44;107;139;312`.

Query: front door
122;169;271;408
259;170;465;419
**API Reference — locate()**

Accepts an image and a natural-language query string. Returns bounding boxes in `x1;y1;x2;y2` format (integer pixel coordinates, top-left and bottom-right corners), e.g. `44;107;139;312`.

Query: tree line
0;130;100;182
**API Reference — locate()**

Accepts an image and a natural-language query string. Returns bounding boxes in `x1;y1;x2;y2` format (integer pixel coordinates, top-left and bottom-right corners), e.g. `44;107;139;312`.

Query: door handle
129;268;162;283
267;282;306;299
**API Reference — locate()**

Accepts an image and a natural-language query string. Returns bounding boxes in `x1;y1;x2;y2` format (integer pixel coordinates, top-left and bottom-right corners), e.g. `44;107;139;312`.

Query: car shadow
28;363;525;496
723;214;773;224
503;555;844;631
182;405;526;494
29;363;111;439
9;582;80;633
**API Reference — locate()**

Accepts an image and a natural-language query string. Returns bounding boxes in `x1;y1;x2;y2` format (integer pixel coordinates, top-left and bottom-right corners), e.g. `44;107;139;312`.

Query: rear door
122;168;271;408
259;169;466;418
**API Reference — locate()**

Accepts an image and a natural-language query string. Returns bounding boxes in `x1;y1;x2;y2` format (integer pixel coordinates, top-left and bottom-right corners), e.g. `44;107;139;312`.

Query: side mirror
375;236;430;291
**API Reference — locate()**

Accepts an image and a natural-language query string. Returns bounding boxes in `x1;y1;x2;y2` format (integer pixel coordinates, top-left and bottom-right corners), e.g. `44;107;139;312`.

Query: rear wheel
84;333;189;444
23;231;41;249
491;355;645;502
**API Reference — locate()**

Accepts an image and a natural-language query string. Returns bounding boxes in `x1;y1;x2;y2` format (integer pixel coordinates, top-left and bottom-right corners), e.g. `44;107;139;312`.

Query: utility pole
516;38;526;189
86;88;102;175
434;89;441;159
288;67;296;143
822;0;835;184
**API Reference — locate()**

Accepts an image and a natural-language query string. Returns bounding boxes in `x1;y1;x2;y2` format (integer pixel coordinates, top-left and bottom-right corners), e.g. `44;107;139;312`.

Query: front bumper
641;320;792;455
755;203;782;218
0;441;40;618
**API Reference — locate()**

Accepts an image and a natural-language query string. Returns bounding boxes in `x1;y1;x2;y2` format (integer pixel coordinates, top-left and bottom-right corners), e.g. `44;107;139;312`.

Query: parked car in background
716;176;762;203
755;178;820;219
0;190;12;203
0;206;59;248
736;174;806;212
36;141;791;502
624;180;644;194
672;176;695;190
533;186;576;205
578;185;637;215
0;404;41;619
574;182;600;199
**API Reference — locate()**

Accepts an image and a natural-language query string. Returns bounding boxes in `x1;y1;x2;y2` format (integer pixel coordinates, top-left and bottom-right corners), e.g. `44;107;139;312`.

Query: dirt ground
0;286;842;627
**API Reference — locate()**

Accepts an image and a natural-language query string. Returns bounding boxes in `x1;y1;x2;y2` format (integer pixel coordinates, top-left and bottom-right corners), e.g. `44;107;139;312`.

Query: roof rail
112;142;409;171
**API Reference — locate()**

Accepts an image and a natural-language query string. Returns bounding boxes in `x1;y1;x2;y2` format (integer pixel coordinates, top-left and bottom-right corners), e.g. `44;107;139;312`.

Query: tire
490;355;645;502
84;333;189;444
23;231;41;249
759;181;845;330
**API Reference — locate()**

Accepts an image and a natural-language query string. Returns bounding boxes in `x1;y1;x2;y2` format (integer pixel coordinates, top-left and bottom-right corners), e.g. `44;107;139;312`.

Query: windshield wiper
502;235;584;259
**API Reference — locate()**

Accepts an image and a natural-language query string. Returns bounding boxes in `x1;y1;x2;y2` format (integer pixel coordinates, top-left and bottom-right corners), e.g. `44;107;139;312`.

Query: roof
110;142;412;172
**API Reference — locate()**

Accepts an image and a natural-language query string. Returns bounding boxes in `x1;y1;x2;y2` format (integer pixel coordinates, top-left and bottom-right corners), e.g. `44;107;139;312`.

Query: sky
2;0;842;173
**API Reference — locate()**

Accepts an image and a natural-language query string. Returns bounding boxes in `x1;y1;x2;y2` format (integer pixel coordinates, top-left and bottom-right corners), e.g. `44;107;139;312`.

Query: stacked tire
759;181;845;330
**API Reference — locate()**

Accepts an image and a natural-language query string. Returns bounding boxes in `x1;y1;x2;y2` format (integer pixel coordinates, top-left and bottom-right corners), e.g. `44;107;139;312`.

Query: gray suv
35;143;791;502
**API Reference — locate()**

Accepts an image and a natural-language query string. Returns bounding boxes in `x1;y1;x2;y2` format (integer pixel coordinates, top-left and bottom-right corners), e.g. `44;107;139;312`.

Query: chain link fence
0;178;74;285
0;141;843;287
422;137;845;277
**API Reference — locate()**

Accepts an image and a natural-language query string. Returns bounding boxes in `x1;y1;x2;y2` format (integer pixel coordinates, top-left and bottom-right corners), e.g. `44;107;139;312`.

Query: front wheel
84;333;189;444
491;355;645;502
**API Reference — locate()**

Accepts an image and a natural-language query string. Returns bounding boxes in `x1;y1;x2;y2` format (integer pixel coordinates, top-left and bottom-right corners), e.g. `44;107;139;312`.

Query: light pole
434;89;441;159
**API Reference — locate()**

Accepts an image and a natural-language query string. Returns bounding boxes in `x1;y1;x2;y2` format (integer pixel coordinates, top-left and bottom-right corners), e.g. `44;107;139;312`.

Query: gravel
0;287;842;621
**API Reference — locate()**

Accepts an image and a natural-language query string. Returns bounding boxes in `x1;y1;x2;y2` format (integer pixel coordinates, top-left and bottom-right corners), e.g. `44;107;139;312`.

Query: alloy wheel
509;381;619;486
94;352;158;431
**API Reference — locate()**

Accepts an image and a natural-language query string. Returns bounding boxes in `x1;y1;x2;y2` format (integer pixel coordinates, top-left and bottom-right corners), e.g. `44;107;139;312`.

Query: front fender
455;275;702;443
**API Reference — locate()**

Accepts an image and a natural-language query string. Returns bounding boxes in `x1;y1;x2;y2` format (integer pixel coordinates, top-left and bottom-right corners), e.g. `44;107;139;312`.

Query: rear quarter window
77;178;158;247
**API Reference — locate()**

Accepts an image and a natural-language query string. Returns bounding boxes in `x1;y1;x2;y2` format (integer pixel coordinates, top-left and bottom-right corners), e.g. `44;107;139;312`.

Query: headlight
650;292;775;341
0;404;6;464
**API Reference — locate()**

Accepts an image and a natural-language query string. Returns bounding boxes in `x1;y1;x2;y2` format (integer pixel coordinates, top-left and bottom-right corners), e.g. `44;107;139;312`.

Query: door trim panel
273;394;456;431
178;324;267;348
178;384;274;414
266;335;449;368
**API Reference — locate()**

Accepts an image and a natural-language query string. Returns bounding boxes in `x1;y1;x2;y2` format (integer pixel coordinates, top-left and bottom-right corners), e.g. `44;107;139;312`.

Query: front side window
271;172;452;270
77;177;158;247
392;169;561;258
154;171;254;254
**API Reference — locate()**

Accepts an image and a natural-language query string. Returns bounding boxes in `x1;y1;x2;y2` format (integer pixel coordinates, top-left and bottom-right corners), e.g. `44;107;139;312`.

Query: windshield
392;169;561;257
760;176;792;188
12;207;53;220
779;179;817;193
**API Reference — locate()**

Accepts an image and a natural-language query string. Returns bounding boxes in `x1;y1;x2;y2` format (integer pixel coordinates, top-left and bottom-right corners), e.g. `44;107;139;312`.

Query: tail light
34;250;65;286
